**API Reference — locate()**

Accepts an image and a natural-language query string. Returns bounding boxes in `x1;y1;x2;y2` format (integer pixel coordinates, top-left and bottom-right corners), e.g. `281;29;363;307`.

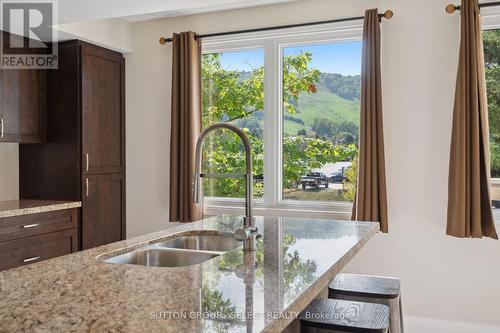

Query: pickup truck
301;172;329;189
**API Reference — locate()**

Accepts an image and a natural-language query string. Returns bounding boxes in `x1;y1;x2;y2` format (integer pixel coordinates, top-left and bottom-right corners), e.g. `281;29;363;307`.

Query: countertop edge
261;222;380;333
0;201;82;219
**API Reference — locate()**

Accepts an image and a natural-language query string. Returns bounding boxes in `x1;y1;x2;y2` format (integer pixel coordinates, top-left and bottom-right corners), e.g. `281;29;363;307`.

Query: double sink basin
103;234;242;268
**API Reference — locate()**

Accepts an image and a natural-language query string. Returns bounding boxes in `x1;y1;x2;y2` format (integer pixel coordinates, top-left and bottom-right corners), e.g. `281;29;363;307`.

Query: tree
297;129;307;136
342;156;358;201
320;73;361;100
311;118;359;143
484;30;500;177
283;137;357;189
201;51;358;197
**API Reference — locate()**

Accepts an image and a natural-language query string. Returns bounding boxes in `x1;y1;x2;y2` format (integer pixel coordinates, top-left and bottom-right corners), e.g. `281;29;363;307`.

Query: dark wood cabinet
0;228;78;271
20;40;125;250
0;209;78;271
82;46;125;175
0;32;47;143
0;208;77;243
82;174;125;249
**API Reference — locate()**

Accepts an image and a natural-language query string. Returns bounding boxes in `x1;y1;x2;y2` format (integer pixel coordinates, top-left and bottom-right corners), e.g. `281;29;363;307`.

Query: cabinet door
0;69;46;143
81;45;125;174
82;173;125;250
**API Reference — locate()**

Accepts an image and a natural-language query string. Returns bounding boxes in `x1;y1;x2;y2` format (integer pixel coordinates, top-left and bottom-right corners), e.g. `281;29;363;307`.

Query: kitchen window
202;24;363;218
202;49;265;199
281;42;361;202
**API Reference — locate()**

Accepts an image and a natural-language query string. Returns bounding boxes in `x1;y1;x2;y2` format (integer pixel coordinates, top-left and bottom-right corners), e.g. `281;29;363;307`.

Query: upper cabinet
0;69;47;143
0;31;47;143
81;46;125;174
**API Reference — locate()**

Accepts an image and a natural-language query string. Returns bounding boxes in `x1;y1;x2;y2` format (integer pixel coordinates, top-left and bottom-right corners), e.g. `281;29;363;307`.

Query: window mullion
263;40;280;207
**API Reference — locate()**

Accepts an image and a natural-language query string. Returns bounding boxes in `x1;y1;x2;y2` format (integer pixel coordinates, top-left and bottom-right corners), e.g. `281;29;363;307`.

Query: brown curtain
169;32;203;222
351;9;389;233
447;0;498;239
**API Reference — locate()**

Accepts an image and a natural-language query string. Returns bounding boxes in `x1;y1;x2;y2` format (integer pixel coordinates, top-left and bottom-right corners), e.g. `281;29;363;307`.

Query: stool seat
329;274;400;300
300;299;390;333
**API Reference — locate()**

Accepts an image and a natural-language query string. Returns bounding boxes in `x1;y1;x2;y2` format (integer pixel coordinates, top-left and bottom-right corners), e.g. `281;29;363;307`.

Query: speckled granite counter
0;200;82;218
0;215;378;333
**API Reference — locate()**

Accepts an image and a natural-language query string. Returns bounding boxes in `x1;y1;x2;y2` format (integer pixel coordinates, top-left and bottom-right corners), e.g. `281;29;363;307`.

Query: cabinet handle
23;256;41;263
85;178;89;197
22;223;40;229
0;117;3;138
85;153;89;172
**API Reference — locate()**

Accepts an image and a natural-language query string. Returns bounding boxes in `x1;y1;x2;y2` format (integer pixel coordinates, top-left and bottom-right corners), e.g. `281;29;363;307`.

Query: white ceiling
59;0;298;24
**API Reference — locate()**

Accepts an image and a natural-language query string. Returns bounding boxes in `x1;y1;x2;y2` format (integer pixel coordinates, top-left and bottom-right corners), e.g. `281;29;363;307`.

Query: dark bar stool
300;298;390;333
328;274;403;333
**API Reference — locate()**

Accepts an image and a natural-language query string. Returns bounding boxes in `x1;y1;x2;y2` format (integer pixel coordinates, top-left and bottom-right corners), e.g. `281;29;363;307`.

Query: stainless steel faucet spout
193;123;257;251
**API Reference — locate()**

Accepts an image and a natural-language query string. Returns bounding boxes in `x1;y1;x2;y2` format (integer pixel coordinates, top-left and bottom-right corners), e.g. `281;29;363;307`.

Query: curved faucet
193;123;258;251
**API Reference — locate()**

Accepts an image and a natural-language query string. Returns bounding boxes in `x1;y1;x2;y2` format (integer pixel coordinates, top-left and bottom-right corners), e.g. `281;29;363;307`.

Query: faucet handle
234;228;250;241
234;226;258;241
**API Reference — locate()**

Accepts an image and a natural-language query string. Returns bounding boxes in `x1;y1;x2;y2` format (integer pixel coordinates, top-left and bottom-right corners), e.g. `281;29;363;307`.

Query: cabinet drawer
0;209;78;243
0;228;77;271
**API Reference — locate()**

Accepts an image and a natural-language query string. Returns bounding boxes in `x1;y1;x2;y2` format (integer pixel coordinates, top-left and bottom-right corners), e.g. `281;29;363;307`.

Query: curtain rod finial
383;10;394;19
446;4;458;14
159;37;167;45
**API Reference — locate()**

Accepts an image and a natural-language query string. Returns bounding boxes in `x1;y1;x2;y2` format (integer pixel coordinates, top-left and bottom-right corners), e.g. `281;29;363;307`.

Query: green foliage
484;30;500;177
283;137;357;189
282;52;321;115
202;129;264;198
281;234;317;297
343;156;358;201
202;51;359;197
320;73;361;100
311;118;358;144
202;53;264;124
284;114;305;125
483;30;500;65
202;286;237;321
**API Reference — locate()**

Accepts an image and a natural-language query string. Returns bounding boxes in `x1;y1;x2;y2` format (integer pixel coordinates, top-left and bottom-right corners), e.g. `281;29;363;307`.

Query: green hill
284;73;360;136
234;72;361;140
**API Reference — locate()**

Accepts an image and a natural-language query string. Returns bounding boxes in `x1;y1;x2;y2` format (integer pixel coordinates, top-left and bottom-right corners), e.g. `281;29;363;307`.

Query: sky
214;40;362;75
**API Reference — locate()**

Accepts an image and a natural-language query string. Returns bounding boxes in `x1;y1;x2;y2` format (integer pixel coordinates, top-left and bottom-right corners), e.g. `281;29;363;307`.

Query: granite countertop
0;215;378;333
0;200;82;218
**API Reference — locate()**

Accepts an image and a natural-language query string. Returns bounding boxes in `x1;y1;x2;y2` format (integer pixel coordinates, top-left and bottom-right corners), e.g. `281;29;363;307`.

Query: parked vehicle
329;170;346;183
301;172;329;189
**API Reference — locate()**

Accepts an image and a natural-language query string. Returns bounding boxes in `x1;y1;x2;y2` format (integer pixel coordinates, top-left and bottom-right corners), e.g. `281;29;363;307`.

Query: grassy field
244;73;361;137
283;86;360;136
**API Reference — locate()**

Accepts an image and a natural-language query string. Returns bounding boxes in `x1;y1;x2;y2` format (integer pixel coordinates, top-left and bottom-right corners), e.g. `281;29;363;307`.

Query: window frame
201;21;364;219
483;6;500;178
482;7;500;224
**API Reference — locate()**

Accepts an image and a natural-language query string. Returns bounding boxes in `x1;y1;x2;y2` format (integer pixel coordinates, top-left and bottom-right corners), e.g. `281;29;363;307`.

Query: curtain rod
159;9;394;45
446;1;500;13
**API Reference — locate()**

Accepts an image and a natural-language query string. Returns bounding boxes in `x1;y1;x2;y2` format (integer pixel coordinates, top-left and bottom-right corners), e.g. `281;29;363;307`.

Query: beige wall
125;0;500;330
0;144;18;201
55;18;133;53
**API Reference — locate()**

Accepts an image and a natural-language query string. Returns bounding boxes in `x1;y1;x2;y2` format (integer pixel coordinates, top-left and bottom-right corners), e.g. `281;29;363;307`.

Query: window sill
204;198;353;220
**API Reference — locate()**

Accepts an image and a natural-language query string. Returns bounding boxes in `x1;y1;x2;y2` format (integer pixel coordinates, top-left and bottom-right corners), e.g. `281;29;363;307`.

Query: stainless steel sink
156;234;242;252
103;247;219;267
102;233;242;268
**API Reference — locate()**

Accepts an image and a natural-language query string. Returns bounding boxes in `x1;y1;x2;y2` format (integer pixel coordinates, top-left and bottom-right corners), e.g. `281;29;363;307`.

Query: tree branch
224;109;261;123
